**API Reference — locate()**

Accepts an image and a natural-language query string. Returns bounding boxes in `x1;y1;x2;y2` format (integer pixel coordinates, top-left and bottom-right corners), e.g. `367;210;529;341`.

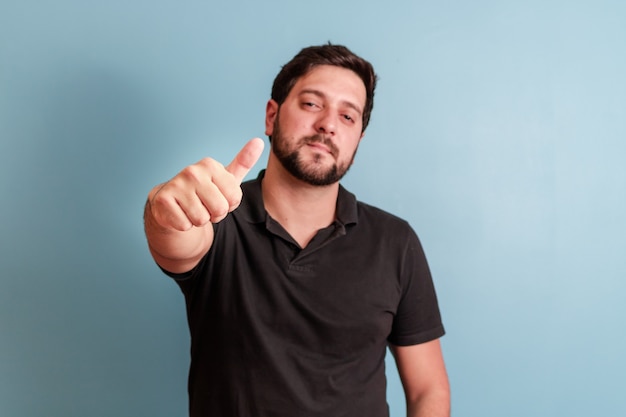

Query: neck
262;156;339;248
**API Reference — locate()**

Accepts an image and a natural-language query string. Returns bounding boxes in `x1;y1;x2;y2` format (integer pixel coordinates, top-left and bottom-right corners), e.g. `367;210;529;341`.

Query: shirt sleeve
387;227;445;346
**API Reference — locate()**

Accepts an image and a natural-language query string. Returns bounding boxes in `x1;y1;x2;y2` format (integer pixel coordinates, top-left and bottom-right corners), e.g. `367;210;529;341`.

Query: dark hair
271;43;378;132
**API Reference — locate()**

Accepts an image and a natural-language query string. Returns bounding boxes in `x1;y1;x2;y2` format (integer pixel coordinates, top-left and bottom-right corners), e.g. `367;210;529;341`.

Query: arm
144;138;264;273
389;339;450;417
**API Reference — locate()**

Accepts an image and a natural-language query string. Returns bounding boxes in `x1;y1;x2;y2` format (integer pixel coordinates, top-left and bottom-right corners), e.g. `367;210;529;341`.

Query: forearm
406;388;450;417
390;341;450;417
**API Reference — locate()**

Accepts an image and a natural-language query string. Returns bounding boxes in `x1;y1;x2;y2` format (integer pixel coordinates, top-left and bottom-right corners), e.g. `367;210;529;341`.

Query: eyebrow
298;89;363;117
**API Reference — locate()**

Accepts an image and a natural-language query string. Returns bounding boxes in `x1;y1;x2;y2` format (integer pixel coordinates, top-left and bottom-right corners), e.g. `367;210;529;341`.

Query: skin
269;65;365;187
261;65;366;247
144;64;450;417
391;340;451;417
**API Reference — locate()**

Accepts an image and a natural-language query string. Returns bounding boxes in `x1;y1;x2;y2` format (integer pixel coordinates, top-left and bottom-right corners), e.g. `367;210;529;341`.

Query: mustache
302;134;339;156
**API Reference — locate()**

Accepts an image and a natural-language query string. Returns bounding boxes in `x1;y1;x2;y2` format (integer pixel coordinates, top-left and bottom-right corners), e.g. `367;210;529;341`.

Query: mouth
307;141;332;154
304;135;336;156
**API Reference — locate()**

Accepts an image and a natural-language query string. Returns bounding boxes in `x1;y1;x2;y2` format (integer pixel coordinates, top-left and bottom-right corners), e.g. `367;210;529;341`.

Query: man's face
265;65;367;186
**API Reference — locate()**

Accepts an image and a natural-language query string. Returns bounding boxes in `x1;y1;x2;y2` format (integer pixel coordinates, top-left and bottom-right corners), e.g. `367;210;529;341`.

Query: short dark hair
271;43;378;132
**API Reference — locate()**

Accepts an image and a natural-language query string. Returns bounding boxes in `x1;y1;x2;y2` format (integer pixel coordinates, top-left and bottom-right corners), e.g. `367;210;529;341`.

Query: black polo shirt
167;171;444;417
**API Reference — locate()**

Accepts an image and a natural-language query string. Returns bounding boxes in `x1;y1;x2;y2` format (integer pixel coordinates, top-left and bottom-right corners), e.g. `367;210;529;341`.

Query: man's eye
343;114;354;122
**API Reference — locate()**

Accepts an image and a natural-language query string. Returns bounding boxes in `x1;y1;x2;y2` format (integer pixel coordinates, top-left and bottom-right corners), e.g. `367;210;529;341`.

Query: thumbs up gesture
148;138;265;231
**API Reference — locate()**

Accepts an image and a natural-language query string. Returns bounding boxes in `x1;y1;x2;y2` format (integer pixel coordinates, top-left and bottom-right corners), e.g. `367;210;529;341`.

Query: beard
271;113;357;186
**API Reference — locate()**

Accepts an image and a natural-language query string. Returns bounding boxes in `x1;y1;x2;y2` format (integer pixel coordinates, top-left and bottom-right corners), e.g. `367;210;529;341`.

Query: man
144;44;450;417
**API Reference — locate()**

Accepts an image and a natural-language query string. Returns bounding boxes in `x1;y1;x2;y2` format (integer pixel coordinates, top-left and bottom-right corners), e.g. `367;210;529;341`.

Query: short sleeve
387;228;445;346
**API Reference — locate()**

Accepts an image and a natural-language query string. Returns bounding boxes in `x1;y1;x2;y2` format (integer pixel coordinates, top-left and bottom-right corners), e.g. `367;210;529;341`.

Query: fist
148;138;264;231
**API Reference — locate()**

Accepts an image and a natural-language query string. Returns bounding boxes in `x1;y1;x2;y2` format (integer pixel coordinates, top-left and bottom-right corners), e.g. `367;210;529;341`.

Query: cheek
286;109;317;132
344;135;362;152
291;115;313;132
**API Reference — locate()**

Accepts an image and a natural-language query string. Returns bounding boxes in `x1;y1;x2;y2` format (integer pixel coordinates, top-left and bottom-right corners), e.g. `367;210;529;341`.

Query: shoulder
355;200;416;238
343;198;425;262
338;184;413;234
356;200;407;224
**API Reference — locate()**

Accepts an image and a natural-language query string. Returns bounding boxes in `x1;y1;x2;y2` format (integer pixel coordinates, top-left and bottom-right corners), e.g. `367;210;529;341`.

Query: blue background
1;1;625;416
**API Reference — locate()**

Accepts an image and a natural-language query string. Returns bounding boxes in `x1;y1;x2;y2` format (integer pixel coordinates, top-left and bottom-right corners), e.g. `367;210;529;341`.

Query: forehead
289;65;366;108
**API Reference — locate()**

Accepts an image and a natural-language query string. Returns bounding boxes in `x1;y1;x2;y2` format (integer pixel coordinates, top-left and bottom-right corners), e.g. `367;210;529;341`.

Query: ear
265;99;279;136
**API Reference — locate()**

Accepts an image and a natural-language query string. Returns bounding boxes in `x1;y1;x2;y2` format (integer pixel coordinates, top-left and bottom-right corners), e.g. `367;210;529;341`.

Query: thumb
226;138;265;183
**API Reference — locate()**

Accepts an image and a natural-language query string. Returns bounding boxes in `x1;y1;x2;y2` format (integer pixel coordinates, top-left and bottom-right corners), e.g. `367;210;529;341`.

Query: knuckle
212;206;228;220
179;164;204;183
153;207;187;231
170;216;192;231
199;157;224;173
224;186;243;208
210;199;229;222
188;211;210;227
150;192;173;217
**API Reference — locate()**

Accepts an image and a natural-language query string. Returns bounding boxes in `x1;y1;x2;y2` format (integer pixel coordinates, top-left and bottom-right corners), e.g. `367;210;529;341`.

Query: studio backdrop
1;1;625;416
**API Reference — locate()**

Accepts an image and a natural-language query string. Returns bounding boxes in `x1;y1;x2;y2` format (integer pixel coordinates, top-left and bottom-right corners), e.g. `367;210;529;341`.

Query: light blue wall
1;1;625;416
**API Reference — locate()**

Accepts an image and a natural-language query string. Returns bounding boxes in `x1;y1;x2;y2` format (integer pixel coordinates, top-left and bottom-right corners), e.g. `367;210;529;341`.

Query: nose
314;110;337;136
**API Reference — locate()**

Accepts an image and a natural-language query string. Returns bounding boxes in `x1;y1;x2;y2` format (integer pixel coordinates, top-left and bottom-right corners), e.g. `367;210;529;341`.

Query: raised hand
148;138;265;232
